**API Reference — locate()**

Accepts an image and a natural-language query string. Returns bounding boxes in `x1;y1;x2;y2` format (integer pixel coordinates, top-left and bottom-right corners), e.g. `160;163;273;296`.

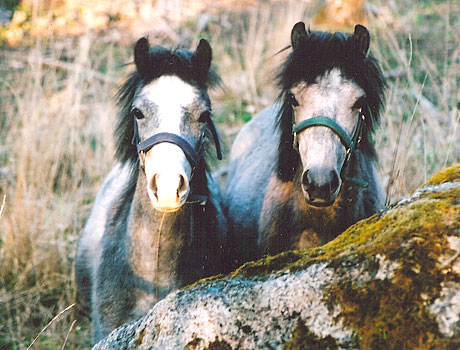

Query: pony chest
260;177;345;253
291;193;345;245
128;223;185;283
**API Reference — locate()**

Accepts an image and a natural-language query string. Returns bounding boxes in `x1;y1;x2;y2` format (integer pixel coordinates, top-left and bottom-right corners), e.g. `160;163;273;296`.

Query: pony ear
192;39;212;79
353;24;370;57
134;37;151;77
291;22;308;51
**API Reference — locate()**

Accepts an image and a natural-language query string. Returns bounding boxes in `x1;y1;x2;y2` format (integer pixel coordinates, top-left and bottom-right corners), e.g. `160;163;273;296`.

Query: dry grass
0;0;458;349
0;33;123;349
368;0;459;202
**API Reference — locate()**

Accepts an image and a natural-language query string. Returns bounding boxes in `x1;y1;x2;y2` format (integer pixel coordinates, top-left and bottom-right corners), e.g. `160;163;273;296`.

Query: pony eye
132;108;145;120
287;92;299;107
199;111;211;123
352;96;367;111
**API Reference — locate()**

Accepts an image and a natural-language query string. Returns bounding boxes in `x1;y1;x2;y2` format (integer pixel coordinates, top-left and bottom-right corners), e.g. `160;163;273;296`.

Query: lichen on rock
283;319;340;350
93;165;460;350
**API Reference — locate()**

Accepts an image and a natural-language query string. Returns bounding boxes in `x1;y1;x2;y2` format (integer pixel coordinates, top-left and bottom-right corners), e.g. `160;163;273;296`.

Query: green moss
423;164;460;186
326;263;460;349
283;319;338;350
326;276;441;349
317;187;457;261
229;250;305;279
183;274;224;291
185;251;306;290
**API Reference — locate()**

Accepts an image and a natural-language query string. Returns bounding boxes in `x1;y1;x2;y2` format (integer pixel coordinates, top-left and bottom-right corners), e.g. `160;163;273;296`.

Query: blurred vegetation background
0;0;458;349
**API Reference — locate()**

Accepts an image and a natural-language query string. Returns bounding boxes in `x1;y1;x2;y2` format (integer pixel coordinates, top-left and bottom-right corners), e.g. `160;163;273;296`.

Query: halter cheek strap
206;116;223;161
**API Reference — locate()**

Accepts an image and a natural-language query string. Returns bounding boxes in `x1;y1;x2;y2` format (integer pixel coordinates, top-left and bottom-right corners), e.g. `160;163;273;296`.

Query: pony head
116;38;221;212
277;22;386;206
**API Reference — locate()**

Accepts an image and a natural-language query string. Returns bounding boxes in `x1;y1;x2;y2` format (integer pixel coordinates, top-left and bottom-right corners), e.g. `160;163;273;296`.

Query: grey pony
75;38;228;343
224;23;386;269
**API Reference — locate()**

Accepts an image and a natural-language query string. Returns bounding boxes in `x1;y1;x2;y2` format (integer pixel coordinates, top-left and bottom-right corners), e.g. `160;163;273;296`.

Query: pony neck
128;168;193;300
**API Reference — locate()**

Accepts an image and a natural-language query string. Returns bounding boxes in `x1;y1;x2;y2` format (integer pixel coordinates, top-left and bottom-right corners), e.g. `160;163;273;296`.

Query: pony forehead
137;76;200;107
278;30;374;91
292;68;365;97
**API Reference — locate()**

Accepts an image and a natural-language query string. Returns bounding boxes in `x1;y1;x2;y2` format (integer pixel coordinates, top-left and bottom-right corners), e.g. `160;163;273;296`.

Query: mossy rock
423;164;460;186
284;319;339;350
93;166;460;350
227;166;460;349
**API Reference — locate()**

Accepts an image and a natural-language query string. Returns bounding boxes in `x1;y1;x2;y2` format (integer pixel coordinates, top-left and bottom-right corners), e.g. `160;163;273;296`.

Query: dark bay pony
224;23;386;268
75;38;227;343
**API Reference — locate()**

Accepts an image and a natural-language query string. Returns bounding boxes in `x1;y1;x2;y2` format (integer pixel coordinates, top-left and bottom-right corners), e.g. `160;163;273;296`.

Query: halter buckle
293;131;299;151
139;151;146;170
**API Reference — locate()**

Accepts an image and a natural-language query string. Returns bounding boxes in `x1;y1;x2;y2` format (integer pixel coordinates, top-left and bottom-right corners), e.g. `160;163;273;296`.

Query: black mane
114;46;221;164
276;30;386;181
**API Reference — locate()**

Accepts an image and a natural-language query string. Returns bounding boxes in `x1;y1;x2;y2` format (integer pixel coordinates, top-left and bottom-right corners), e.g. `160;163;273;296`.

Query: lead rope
155;212;167;301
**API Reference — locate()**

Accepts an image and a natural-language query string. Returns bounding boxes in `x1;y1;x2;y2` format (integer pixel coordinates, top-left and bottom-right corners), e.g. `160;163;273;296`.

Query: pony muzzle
148;172;189;212
301;167;341;207
143;144;192;212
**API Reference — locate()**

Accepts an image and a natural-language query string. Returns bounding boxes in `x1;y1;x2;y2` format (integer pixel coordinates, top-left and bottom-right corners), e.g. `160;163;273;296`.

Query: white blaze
139;76;197;134
138;76;198;212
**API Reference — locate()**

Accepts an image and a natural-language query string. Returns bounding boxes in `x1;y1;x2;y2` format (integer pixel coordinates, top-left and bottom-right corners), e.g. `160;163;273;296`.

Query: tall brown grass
0;34;123;349
0;0;458;348
369;2;459;201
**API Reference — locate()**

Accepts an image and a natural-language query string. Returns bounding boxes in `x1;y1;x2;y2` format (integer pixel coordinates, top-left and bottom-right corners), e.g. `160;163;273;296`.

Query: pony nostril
330;171;340;194
301;170;311;190
177;174;188;198
150;174;159;201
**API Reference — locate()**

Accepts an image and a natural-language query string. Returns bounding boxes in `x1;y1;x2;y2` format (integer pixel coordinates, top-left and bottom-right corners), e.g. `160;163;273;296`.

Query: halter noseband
291;105;368;187
131;116;223;204
135;131;205;170
132;116;222;164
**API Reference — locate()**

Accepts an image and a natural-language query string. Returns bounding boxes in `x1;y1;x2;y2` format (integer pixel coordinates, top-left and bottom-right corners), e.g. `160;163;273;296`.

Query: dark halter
291;105;368;188
135;131;204;169
131;116;223;204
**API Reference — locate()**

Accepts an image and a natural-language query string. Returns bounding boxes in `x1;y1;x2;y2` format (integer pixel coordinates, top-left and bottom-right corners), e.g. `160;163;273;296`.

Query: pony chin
302;191;339;207
150;201;186;213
